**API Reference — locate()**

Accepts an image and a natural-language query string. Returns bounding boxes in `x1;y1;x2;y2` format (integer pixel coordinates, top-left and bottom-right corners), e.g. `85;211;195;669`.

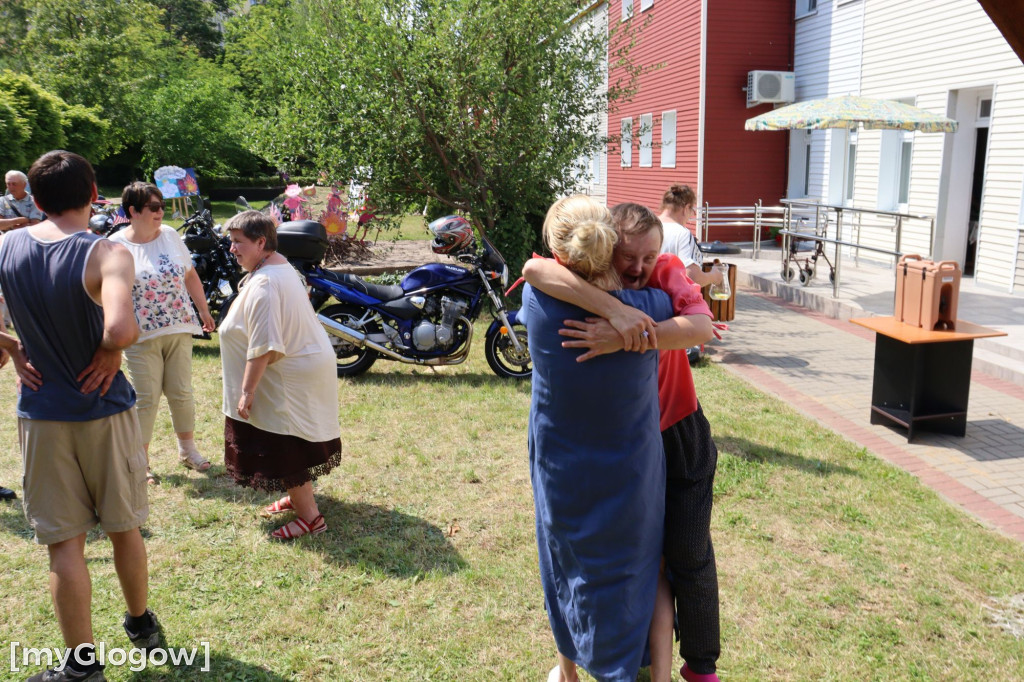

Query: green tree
234;0;642;270
57;101;112;162
0;70;112;165
136;60;260;176
0;0;30;71
0;91;31;169
23;0;174;153
154;0;227;60
0;70;67;160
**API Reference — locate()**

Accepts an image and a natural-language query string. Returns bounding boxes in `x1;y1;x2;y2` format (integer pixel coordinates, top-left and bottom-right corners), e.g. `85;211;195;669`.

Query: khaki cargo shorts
19;408;149;545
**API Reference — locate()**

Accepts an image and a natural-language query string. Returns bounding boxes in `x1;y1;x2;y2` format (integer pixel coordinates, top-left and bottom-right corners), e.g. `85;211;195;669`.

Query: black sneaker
25;667;106;681
122;608;161;650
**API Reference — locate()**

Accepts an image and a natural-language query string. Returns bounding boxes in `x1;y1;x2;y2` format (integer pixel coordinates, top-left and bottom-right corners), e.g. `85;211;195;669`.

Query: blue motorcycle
276;216;531;379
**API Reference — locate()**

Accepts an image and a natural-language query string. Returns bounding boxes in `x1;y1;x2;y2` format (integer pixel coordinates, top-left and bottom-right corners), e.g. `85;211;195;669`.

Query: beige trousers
122;332;196;444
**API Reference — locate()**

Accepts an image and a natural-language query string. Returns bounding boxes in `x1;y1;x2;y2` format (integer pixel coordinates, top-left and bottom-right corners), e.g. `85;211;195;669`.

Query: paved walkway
713;266;1024;544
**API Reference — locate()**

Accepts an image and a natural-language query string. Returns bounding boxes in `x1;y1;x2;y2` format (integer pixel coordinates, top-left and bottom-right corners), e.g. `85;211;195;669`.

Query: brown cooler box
701;259;736;322
894;255;960;331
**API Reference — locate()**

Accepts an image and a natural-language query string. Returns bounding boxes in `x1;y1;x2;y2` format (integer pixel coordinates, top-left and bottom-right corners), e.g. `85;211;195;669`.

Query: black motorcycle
177;198;242;328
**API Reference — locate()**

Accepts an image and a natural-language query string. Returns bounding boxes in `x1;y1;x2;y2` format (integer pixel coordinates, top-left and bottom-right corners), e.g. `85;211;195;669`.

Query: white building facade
789;0;1024;292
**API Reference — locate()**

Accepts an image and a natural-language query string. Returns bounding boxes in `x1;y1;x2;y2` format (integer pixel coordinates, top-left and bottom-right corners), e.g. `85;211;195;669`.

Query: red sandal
261;496;294;517
270;514;327;541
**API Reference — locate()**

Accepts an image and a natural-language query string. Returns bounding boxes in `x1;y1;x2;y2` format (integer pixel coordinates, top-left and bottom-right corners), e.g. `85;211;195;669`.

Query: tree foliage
136;60;261;176
23;0;175;154
0;70;113;168
0;91;31;169
0;70;67;160
237;0;641;271
0;0;30;71
154;0;228;60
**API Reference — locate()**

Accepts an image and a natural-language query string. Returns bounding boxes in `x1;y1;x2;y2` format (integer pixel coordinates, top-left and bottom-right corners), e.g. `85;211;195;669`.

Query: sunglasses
143;201;165;212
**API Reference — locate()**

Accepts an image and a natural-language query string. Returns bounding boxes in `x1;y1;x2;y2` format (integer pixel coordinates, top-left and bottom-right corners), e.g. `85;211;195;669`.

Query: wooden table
850;317;1007;441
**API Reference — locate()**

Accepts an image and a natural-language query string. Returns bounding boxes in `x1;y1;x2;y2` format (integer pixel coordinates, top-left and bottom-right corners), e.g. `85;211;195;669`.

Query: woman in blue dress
519;195;673;682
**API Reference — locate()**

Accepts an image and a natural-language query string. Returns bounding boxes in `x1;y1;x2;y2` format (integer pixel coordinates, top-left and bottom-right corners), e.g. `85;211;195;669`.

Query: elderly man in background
0;170;46;232
0;170;46;330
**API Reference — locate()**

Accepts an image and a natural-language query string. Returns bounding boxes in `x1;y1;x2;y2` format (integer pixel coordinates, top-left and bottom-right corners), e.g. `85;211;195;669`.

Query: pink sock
681;663;720;682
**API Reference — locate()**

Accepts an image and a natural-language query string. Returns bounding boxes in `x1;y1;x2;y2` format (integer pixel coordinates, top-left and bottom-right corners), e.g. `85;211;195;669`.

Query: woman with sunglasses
110;182;216;483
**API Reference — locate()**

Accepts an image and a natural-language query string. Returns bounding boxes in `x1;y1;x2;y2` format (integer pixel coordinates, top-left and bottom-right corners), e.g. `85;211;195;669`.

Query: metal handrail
779;199;936;264
776;200;935;298
777;229;904;299
697;201;787;260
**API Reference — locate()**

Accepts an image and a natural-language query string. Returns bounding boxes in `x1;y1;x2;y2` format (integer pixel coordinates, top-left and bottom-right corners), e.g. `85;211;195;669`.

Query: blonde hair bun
542;195;618;285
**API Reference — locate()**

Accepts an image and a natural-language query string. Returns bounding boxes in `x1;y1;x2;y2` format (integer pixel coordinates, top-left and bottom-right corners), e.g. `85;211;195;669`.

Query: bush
0;91;29;169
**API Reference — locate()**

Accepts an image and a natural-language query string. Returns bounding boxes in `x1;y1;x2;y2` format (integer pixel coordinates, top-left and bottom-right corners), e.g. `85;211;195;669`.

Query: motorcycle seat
324;271;404;301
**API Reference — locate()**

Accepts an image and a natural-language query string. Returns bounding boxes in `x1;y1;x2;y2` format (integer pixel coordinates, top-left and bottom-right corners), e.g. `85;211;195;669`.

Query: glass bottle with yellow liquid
709;263;731;301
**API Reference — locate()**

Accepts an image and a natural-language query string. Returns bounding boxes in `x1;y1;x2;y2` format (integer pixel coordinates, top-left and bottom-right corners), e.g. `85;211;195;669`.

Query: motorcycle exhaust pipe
317;314;408;362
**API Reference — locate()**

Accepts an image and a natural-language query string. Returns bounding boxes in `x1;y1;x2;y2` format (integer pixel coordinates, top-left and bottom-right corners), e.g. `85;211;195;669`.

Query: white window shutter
660;110;676;168
639;113;653;167
621;118;632;167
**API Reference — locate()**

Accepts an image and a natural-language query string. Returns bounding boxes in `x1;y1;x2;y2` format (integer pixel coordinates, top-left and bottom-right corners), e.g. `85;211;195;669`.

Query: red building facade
607;0;793;242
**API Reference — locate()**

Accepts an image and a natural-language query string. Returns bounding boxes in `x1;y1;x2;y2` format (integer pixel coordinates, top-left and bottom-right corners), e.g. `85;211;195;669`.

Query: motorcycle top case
277;220;328;263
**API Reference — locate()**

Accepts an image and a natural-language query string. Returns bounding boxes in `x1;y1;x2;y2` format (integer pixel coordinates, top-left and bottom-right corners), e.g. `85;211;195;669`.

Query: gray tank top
0;229;135;420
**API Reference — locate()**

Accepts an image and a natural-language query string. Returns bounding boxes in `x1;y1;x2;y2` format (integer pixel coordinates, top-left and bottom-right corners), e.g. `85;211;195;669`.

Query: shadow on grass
269;498;467;578
349;369;531;392
0;502;32;540
190;343;223;360
717;435;860;477
125;651;290;681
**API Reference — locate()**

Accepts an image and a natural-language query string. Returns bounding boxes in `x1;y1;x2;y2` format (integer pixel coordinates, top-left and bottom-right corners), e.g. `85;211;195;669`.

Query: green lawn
0;332;1021;680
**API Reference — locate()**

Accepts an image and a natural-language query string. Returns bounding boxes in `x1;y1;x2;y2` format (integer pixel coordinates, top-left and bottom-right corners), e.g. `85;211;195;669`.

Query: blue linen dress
520;284;673;682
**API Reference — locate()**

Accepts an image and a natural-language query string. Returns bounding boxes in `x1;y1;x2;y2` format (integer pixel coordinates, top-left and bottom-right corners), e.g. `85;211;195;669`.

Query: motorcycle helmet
88;213;113;235
429;215;475;255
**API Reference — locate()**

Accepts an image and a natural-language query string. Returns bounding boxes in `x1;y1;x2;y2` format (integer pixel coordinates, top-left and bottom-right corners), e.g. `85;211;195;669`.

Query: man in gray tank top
0;151;160;682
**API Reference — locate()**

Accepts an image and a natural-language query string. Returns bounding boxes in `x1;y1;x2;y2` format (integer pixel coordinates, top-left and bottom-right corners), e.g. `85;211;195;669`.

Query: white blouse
109;225;202;342
218;263;340;443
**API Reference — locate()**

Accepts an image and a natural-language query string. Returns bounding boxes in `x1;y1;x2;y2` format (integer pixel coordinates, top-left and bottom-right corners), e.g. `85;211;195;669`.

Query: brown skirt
224;417;342;493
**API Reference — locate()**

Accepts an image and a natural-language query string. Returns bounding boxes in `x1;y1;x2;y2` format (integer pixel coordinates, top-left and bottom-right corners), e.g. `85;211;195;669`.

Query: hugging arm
521;258;658;351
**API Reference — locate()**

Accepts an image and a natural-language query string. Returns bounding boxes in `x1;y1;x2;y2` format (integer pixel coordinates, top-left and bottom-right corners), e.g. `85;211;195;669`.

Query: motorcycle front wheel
484;322;532;379
321;303;379;377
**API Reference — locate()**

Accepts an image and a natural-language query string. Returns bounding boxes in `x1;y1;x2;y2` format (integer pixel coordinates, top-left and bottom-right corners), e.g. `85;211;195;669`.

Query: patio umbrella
744;95;958;133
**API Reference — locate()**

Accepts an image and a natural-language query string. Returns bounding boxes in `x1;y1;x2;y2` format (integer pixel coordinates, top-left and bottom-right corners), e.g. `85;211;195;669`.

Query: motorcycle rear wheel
321;303;379;377
484;322;532;379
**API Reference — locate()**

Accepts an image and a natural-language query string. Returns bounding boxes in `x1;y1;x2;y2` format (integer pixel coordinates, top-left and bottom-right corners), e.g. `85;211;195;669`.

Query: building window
845;132;857;205
621;118;632;167
660;110;676;168
622;0;633;21
803;134;812;197
978;98;992;123
641;0;654;10
878;100;914;211
639;113;653;167
897;136;913;206
796;0;817;18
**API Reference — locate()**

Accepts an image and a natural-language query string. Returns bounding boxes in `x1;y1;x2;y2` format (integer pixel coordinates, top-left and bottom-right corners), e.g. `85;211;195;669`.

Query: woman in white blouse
219;211;341;540
111;183;216;482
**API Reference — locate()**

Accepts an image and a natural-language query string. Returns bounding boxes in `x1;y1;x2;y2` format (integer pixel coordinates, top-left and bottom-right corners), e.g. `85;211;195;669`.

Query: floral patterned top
109;225;202;342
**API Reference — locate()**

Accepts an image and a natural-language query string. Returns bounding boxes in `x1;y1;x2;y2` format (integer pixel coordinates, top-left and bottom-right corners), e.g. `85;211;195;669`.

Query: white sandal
180;450;212;472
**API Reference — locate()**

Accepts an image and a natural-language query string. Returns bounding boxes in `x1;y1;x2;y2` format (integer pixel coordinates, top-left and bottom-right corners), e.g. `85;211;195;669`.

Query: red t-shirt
646;254;713;431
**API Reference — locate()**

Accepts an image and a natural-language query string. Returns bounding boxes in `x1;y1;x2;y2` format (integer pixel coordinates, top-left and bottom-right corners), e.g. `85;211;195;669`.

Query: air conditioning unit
746;70;796;108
